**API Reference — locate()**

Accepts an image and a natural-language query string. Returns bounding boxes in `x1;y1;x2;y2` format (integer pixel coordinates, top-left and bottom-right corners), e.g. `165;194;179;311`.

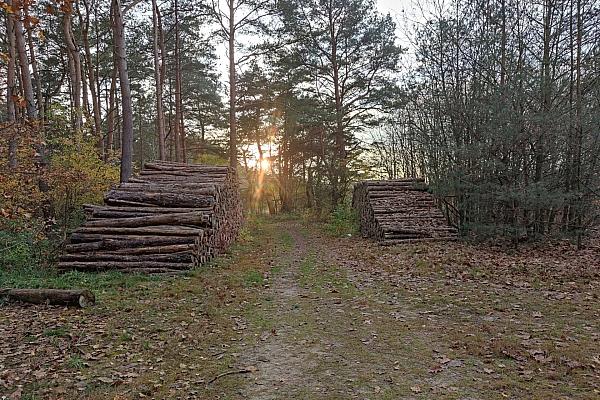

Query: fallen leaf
410;385;422;393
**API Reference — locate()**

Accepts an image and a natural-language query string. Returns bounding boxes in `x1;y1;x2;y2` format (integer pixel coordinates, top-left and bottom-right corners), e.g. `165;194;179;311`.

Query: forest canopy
1;0;599;242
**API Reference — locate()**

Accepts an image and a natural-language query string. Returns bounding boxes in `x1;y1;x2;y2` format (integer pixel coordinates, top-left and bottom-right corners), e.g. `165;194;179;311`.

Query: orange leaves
23;13;39;28
12;95;27;108
0;1;14;14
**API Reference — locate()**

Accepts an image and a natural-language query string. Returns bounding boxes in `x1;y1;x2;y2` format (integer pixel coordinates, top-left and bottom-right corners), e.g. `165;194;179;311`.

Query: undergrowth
324;204;358;237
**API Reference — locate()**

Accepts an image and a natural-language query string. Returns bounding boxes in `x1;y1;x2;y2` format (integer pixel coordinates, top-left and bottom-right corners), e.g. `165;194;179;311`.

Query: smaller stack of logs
352;179;457;245
58;161;243;274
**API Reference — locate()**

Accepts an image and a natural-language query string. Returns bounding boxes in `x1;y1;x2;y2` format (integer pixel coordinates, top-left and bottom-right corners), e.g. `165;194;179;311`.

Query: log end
78;290;96;308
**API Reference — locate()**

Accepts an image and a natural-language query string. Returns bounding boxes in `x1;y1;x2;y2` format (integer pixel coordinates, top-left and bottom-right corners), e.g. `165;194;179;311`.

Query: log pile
352;179;458;245
58;161;243;273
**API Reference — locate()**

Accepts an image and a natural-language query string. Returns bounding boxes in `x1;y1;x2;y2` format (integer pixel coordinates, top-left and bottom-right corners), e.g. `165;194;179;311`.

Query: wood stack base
58;161;243;274
352;179;457;245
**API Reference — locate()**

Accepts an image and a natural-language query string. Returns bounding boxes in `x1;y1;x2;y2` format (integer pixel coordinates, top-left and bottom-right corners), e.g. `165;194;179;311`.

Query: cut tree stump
0;289;96;308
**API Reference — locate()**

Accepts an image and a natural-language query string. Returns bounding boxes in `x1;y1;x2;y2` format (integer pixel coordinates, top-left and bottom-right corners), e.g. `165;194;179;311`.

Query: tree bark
12;1;37;119
81;0;104;156
25;15;44;122
106;66;117;160
152;0;166;160
111;0;134;182
5;5;17;168
83;211;212;228
228;0;237;167
174;0;185;162
63;6;82;130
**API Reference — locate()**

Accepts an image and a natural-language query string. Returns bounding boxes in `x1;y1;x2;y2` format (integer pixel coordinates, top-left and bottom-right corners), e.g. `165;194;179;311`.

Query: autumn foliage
0;122;118;270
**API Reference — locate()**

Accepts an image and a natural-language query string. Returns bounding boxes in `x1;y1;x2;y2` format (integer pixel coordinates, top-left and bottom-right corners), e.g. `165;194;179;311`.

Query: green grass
0;268;163;292
66;355;86;370
244;270;265;286
279;231;295;248
43;326;70;338
324;204;358;237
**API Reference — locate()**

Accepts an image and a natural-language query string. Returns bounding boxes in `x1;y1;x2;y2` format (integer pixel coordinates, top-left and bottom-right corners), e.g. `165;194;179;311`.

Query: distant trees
1;0;223;173
276;0;402;205
377;0;600;241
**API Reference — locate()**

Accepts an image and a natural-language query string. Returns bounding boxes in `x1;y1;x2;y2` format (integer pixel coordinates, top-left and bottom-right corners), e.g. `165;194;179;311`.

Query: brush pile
352;179;458;245
58;161;243;274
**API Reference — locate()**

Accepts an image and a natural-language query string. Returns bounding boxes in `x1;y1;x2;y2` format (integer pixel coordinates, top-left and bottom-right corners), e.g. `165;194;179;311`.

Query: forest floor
1;216;599;399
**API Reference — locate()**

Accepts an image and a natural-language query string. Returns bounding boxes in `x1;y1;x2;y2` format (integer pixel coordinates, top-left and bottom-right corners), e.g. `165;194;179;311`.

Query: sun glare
259;158;270;171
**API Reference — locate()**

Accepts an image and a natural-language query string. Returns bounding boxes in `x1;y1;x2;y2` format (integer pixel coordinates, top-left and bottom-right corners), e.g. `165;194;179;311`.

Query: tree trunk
5;5;17;168
25;16;44;122
152;0;166;160
328;5;345;206
12;1;37;119
174;0;185;162
81;0;104;156
111;0;134;182
106;66;117;161
63;7;82;131
228;0;237;167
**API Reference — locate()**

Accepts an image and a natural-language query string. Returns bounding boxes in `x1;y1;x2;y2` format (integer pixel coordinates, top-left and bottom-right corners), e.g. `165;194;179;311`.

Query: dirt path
236;221;456;399
232;219;599;399
1;217;598;399
238;223;314;398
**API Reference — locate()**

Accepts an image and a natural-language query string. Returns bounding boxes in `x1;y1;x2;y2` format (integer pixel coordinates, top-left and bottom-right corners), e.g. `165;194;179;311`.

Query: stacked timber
58;161;243;274
352;179;457;245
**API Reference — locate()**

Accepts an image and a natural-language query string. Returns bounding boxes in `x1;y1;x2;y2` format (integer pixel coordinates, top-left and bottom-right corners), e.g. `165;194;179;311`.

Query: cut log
74;225;206;236
83;212;213;228
353;179;457;245
58;261;194;272
68;234;198;246
105;190;215;208
60;252;194;263
0;288;95;307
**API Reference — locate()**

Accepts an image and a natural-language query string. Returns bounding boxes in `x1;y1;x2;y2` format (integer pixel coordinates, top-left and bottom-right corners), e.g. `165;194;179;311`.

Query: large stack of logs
352;179;458;245
58;161;243;274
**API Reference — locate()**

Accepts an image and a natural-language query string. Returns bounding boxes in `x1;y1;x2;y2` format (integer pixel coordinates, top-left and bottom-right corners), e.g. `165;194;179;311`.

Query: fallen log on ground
0;289;96;307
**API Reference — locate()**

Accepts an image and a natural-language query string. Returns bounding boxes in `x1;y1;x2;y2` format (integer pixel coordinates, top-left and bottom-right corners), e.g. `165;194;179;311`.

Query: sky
215;0;419;82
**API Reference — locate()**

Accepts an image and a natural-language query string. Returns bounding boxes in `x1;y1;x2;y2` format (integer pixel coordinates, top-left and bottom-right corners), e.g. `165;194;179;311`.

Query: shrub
325;203;358;237
0;217;52;272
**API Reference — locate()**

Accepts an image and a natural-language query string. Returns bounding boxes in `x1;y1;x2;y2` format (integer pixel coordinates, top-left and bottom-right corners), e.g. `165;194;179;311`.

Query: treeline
1;0;599;241
374;0;600;241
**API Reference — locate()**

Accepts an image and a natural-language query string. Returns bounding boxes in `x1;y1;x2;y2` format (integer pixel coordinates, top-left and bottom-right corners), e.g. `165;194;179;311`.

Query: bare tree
11;0;37;119
63;2;82;130
80;0;104;155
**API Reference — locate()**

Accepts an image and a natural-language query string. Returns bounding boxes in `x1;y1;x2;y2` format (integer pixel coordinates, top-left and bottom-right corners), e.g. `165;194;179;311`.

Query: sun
259;158;270;171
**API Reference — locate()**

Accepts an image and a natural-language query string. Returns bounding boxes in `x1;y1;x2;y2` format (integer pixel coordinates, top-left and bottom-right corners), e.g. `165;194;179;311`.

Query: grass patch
66;355;86;370
244;270;265;286
0;267;163;292
43;326;70;338
279;231;295;248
